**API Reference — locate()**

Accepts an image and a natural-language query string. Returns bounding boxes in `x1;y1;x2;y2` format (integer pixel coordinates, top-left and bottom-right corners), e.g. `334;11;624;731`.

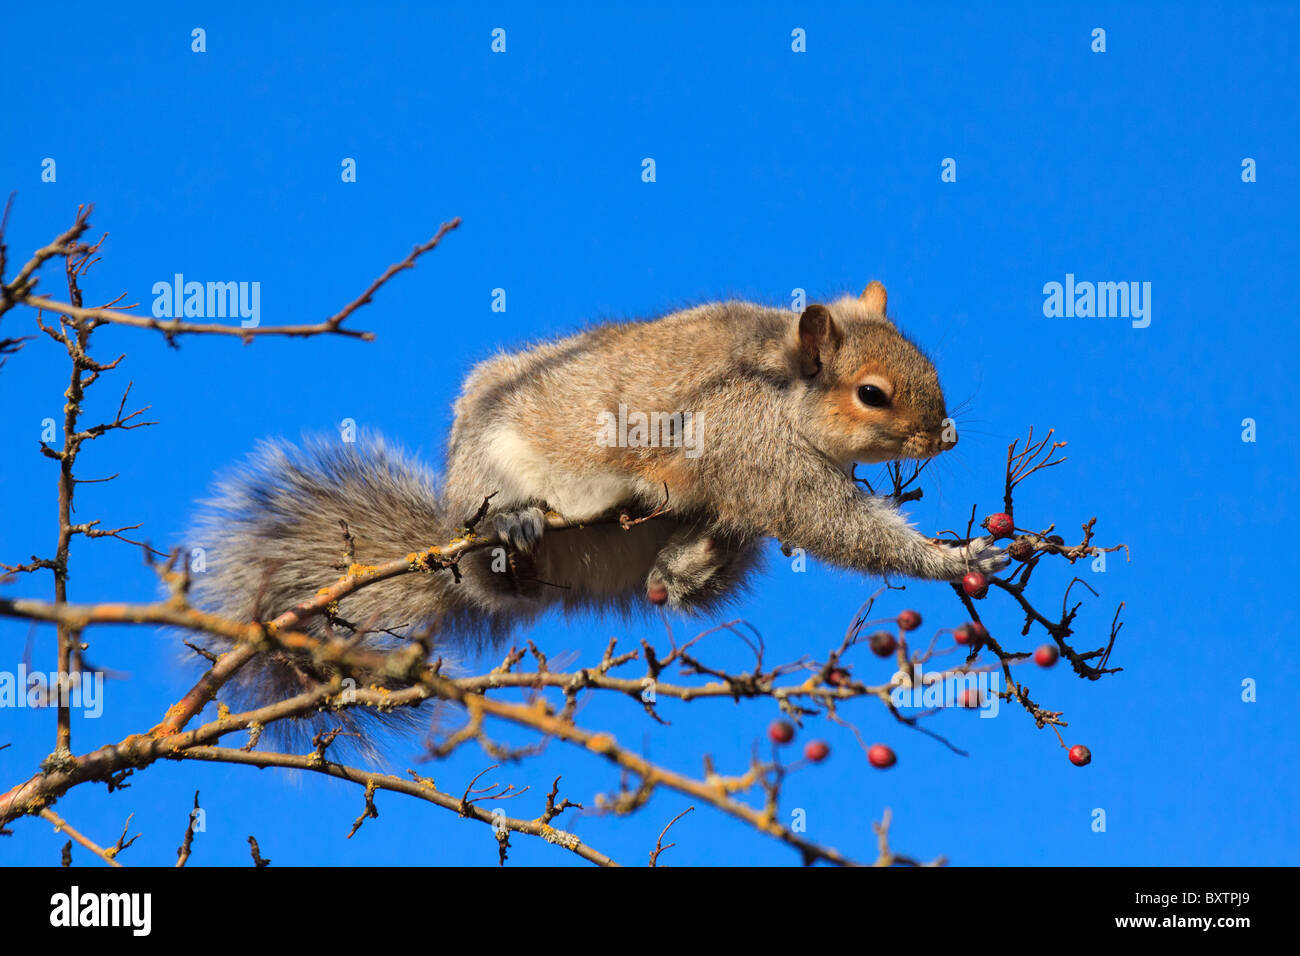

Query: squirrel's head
790;281;956;466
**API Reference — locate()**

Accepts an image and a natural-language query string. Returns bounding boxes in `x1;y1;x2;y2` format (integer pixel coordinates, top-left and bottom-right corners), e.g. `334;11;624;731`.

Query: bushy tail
187;434;473;757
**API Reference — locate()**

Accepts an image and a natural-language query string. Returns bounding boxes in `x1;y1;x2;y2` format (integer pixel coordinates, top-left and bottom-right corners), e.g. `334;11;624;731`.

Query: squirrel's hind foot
493;506;547;551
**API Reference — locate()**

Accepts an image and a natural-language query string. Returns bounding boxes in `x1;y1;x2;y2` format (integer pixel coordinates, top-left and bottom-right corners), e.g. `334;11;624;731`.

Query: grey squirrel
191;281;1008;748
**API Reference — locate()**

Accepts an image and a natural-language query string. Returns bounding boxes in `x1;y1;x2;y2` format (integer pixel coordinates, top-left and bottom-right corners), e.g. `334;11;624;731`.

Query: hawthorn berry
1008;538;1035;562
827;667;851;686
897;609;922;631
957;687;982;708
804;740;830;762
867;744;897;769
869;630;898;657
985;512;1014;537
962;572;989;598
1068;744;1092;767
768;720;795;744
954;621;987;647
1034;644;1059;668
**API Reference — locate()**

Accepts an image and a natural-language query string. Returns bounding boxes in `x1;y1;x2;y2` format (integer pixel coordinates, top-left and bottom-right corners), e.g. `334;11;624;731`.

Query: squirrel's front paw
938;535;1010;579
493;507;547;552
962;535;1011;576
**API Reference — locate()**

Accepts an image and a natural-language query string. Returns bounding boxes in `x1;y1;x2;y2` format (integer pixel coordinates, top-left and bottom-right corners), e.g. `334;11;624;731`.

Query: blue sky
1;2;1297;866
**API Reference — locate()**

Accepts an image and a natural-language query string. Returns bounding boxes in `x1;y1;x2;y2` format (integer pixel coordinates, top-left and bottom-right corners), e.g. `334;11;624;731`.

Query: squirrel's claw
493;507;547;552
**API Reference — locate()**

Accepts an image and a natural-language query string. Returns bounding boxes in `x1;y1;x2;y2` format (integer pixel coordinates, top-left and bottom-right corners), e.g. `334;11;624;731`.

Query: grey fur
187;291;1006;757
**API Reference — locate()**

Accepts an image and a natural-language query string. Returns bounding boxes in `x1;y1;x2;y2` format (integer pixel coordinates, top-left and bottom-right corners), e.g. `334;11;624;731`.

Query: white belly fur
486;425;638;521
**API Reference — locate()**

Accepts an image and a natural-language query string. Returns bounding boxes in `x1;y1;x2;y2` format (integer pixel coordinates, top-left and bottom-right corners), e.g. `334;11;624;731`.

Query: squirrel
190;280;1008;751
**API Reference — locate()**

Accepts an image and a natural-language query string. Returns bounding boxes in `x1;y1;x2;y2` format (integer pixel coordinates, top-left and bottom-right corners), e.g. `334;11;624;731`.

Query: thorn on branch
649;806;695;866
248;835;271;867
176;790;201;867
346;781;380;839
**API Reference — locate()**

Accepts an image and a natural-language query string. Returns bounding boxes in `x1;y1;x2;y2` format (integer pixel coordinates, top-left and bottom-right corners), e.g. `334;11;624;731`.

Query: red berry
1034;644;1059;667
957;687;982;708
827;667;851;686
647;585;668;605
897;609;922;631
804;740;830;762
954;621;987;647
867;743;897;769
1068;744;1092;767
962;572;989;598
985;512;1014;537
768;720;795;744
868;630;897;657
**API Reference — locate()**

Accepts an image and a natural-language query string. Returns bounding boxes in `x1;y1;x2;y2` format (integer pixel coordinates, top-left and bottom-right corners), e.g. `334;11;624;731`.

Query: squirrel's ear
859;280;888;315
796;304;839;376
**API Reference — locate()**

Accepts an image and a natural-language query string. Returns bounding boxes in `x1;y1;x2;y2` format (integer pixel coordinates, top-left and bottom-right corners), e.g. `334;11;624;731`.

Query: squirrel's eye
857;384;890;408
